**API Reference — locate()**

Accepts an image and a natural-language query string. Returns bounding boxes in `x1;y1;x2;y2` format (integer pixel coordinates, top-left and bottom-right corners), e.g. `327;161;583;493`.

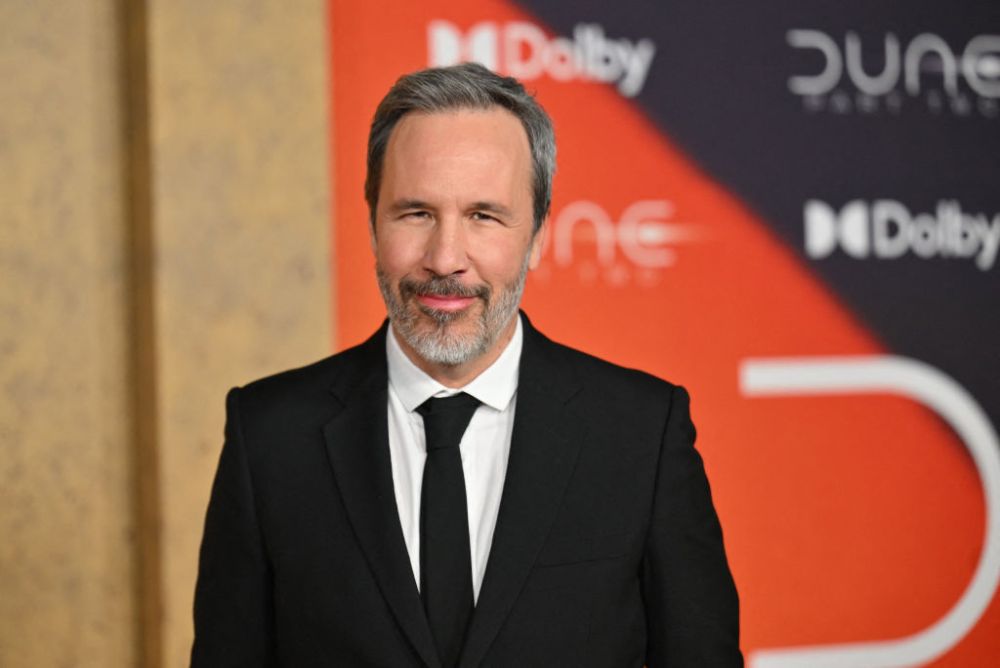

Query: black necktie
416;393;480;668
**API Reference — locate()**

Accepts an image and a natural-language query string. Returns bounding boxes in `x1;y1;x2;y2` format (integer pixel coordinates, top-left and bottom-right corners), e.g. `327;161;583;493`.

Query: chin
409;329;488;366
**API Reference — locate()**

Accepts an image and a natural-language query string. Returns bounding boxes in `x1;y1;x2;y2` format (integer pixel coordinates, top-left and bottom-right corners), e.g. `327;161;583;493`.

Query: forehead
380;108;532;202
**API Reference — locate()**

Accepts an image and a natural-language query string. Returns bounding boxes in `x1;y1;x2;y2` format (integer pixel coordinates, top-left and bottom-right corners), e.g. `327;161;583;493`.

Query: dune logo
786;30;1000;117
535;199;700;287
804;199;1000;271
551;200;686;269
428;20;656;97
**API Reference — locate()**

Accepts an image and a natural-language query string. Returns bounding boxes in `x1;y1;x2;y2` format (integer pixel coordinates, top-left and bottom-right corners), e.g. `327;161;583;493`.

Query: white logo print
787;30;1000;118
534;199;700;287
741;355;1000;668
804;199;1000;270
428;20;656;97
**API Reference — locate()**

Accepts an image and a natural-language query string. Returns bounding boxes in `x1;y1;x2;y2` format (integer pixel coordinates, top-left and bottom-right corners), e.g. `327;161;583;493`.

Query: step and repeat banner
328;1;1000;664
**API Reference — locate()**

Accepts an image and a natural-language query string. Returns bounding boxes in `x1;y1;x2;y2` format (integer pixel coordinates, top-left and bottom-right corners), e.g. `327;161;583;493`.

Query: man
192;63;741;667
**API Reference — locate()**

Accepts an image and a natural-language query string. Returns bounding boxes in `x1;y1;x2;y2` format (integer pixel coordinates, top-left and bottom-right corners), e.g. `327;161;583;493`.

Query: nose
423;215;469;277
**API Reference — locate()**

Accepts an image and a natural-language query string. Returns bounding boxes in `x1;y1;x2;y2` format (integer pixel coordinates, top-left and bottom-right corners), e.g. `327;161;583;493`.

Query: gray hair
365;62;556;233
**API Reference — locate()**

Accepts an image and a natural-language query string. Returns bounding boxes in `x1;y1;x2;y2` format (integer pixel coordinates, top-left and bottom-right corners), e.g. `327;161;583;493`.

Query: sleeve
641;385;743;667
191;387;277;667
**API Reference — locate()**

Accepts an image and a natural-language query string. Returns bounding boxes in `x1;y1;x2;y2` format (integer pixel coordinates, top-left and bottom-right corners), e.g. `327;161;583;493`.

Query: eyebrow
388;199;433;213
469;201;513;218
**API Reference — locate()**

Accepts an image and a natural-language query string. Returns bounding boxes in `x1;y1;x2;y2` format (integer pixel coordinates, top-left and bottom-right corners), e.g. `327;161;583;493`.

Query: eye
471;211;500;223
401;210;431;221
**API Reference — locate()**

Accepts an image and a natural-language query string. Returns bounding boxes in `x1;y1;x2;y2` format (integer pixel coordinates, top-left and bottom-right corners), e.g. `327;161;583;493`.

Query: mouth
399;275;490;320
416;293;477;312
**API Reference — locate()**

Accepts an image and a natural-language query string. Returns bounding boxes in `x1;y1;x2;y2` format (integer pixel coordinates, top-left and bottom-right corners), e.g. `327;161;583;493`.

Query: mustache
399;276;491;302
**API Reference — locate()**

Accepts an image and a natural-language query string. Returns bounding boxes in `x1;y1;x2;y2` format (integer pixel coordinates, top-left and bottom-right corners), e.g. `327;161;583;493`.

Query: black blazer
192;315;741;667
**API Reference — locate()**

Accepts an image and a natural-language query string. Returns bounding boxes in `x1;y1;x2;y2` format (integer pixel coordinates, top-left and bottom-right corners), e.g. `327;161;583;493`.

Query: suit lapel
322;326;441;668
458;316;585;668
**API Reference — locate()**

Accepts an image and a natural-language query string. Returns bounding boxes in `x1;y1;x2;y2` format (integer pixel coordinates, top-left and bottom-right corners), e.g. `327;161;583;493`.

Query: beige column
146;2;333;666
2;2;333;666
0;1;136;666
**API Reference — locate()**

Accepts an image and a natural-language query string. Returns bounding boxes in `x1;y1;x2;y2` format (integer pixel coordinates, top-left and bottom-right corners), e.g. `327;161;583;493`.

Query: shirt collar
386;315;522;413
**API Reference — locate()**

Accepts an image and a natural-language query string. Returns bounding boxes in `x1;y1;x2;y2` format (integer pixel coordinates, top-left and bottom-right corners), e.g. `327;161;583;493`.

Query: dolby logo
804;199;1000;271
428;20;656;97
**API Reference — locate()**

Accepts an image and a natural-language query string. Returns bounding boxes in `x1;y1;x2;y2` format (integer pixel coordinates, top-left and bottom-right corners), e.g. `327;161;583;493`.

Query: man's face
373;107;543;368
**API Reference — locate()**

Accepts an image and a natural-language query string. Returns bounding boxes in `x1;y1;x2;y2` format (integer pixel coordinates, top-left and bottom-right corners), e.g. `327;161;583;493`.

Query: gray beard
376;254;530;367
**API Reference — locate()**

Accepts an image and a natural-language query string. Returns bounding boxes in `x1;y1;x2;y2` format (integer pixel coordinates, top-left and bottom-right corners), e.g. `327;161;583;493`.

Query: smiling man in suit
192;63;742;667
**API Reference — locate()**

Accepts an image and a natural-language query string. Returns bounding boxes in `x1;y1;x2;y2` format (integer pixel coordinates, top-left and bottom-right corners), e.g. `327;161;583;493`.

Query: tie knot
417;393;480;452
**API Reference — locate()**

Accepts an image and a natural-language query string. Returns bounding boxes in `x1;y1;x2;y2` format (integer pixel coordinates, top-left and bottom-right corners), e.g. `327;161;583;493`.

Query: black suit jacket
192;315;741;667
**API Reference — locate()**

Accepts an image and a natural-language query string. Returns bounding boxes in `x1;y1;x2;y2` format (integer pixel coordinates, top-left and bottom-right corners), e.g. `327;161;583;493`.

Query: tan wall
148;2;332;666
0;1;135;665
0;1;332;665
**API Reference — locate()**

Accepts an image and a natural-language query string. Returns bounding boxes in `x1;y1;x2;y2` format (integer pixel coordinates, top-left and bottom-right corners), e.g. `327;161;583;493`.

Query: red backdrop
328;2;999;664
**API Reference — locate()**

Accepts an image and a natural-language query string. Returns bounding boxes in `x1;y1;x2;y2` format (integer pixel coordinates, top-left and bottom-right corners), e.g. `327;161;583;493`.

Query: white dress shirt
385;317;521;603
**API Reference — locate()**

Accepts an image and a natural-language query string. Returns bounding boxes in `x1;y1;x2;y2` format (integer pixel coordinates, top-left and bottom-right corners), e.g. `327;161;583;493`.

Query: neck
393;315;518;388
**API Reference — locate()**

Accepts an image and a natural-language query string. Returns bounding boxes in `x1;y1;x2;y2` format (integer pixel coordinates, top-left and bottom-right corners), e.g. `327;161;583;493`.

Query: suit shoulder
531;331;692;444
541;333;682;402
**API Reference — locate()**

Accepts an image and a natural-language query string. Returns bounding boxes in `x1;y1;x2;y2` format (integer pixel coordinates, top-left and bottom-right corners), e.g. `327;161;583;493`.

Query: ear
369;219;378;253
527;218;549;270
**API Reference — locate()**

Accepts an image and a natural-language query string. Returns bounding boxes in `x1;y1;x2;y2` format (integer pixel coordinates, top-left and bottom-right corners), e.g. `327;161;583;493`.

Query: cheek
375;230;424;275
473;240;530;283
